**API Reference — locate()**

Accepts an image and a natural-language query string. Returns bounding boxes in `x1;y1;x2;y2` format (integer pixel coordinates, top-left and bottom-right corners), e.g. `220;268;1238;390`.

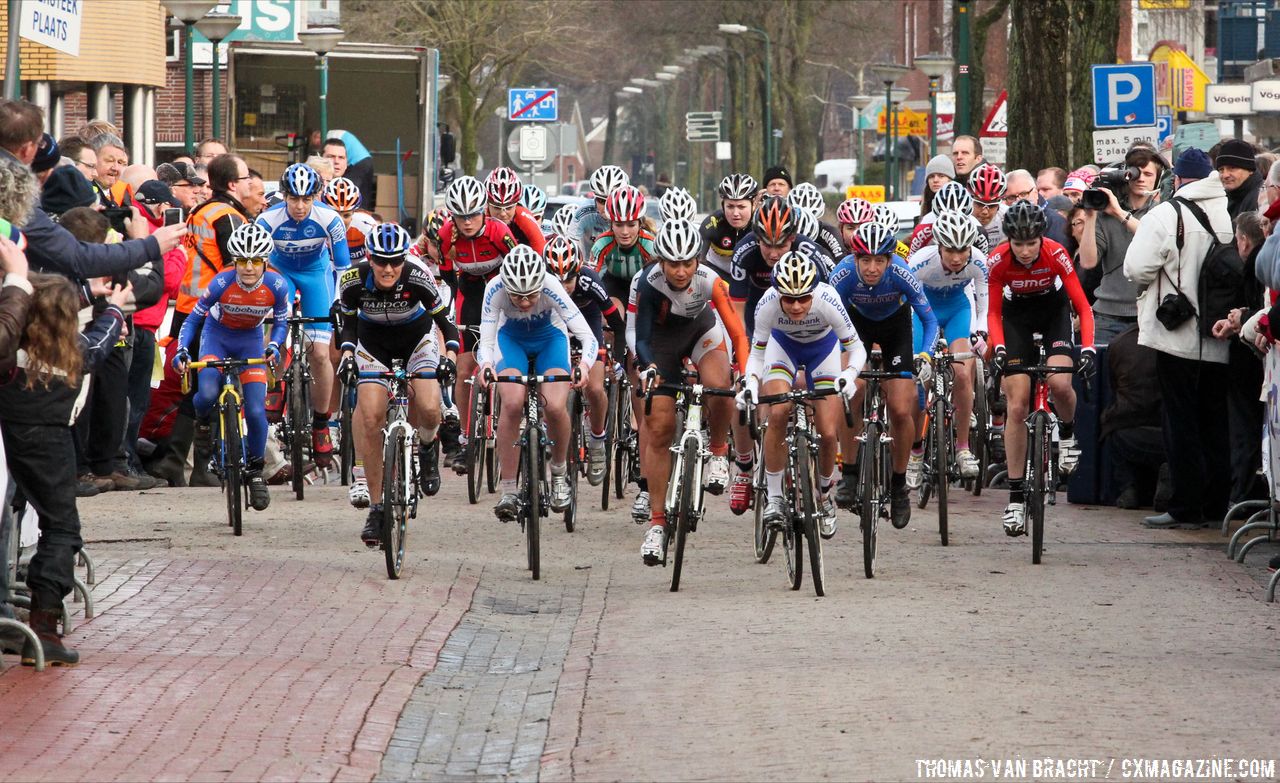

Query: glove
436;355;457;387
264;342;281;366
837;366;859;400
990;345;1008;377
338;351;356;382
639;365;659;392
735;376;759;410
914;352;933;385
971;331;988;356
1077;347;1097;379
172;348;190;373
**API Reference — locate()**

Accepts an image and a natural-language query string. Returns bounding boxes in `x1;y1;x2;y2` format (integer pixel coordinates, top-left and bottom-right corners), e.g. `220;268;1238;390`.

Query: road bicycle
276;298;333;500
183;357;270;536
853;349;913;579
608;361;639;508
916;341;976;546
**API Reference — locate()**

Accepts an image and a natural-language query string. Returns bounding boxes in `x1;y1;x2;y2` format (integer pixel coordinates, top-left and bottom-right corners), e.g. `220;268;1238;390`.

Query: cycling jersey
505;204;547;255
256;202;350;272
178;269;290;354
907;213;992;256
746;283;865;387
478;273;598;374
632;264;748;375
699;211;751;277
439;217;518;281
829;255;939;354
591;230;656;281
986;237;1094;350
569;268;626;349
569;202;610;265
907;245;990;330
729;232;829;334
344;211;378;264
813;221;846;260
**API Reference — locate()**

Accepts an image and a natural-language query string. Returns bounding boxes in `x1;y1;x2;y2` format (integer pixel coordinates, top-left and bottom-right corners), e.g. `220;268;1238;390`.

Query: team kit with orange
183;157;1094;586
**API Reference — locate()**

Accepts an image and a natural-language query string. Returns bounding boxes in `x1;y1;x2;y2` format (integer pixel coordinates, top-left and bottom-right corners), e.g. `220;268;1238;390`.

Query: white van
813;159;858;193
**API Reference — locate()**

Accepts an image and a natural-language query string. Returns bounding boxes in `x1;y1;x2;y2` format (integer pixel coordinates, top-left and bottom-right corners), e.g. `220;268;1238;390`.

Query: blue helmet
280;163;323;197
365;222;413;260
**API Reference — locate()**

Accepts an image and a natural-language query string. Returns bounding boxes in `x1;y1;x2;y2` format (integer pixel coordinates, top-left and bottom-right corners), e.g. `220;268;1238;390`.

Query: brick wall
157;63;216;147
0;0;165;86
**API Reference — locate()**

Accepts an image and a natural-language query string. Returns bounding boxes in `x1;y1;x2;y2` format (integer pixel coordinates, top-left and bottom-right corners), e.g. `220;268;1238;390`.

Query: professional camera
1080;164;1141;210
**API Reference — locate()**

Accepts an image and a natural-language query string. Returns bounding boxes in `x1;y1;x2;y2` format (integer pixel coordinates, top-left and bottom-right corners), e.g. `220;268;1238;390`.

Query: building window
165;25;180;62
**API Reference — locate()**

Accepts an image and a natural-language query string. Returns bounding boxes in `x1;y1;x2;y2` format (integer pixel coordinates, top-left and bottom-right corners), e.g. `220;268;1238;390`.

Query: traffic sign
1156;109;1174;145
686;111;723;122
686;112;720;142
508;88;558;122
1206;83;1252;115
1093;125;1159;164
1092;63;1157;128
519;126;547;162
981;91;1007;137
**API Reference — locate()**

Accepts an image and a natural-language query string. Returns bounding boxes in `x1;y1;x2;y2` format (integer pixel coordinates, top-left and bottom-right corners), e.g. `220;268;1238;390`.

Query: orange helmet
323;177;361;211
753;195;795;245
544;234;581;281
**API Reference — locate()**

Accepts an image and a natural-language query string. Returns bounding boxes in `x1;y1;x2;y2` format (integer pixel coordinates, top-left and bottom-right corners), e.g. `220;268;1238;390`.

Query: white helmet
550;205;576;237
654;219;702;262
772;250;819;297
718;173;759;201
589;165;629;199
659;187;698;223
933;181;973;216
445;176;487;217
227;223;275;259
500;245;546;296
788;182;825;220
520;184;548;220
791;206;819;241
932;210;979;250
872;203;898;232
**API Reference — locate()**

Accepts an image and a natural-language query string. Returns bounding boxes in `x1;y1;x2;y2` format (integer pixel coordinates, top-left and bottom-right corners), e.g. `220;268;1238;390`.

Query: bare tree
1008;0;1071;169
1067;0;1121;166
954;0;1011;135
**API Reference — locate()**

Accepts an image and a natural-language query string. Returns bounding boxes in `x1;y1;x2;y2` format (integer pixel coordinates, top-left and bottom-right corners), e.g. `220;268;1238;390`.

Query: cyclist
591;184;656;306
633;219;748;565
740;251;866;539
479;246;596;522
255;162;351;468
409;205;463;469
905;210;990;483
830;222;939;529
550;204;577;238
486;167;546;255
835;197;875;253
987;201;1096;536
521;183;548;224
174;223;290;512
338;223;459;547
699;173;759;279
438;176;518;471
968;163;1009;249
545;235;627;486
788;182;845;259
659;186;698;225
324;176;377;264
725;196;826;513
872;203;913;259
411;207;451;276
907;181;990;256
571;165;630;262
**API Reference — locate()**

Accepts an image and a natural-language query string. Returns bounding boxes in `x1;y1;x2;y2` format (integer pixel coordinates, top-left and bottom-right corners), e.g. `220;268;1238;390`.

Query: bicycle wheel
934;393;949;547
1029;413;1049;565
859;422;880;579
222;405;244;536
564;391;581;533
286;360;307;501
799;442;824;597
381;428;408;579
485;393;500;494
339;378;355;486
614;386;633;500
752;454;776;564
670;439;699;593
466;384;488;505
917;413;933;510
524;428;542;580
600;373;617;510
971;358;989;496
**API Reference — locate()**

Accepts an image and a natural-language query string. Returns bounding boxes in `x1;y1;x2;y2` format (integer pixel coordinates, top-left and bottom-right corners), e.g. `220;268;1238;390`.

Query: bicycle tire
223;405;244;537
670;436;699;593
783;433;802;590
382;428;408;579
564;391;581;533
1030;413;1048;565
466;384;487;505
935;393;949;547
600;374;617;510
485;392;500;494
614;387;633;500
752;458;775;564
971;358;989;496
799;441;824;597
287;360;307;501
860;421;880;579
339;379;355;486
524;426;542;580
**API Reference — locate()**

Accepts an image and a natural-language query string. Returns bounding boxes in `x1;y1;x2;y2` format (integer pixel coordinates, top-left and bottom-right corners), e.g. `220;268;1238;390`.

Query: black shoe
494;493;519;523
75;480;100;498
835;473;857;510
890;488;911;529
21;609;78;667
1142;512;1197;529
451;451;469;476
0;623;27;655
361;506;383;548
1268;553;1280;573
1114;486;1141;510
420;439;441;496
246;459;270;511
1153;464;1172;513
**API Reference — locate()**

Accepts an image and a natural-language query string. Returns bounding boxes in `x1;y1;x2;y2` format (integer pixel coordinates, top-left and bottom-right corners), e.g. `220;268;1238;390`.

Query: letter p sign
1108;74;1140;122
1092;63;1157;129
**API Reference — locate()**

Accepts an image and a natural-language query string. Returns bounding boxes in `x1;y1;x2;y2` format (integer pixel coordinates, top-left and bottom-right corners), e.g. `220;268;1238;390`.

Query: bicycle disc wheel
223;407;243;536
1030;413;1048;565
971;359;989;496
287;364;307;501
601;374;617;510
934;394;949;547
752;458;775;564
860;423;879;579
466;385;487;505
800;445;824;597
339;379;355;486
564;392;581;533
382;429;407;579
670;443;699;593
525;432;542;581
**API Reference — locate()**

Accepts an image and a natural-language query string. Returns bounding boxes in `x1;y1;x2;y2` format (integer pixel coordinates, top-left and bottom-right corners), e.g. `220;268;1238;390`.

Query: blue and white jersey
830;254;939;350
908;245;990;316
477;272;598;367
569;203;611;265
256;201;352;273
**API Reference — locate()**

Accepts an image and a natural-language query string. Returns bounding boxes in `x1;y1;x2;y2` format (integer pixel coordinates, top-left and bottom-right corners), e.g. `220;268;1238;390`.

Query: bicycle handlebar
643;383;736;416
489;373;575;385
181;357;270;394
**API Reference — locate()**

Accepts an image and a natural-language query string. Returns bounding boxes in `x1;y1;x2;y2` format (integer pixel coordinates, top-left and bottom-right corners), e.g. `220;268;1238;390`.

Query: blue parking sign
1092;64;1157;128
508;88;558;122
1156;111;1173;145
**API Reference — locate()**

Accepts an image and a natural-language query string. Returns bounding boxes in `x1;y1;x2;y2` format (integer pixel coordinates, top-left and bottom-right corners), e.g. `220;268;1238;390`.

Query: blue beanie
1174;147;1212;180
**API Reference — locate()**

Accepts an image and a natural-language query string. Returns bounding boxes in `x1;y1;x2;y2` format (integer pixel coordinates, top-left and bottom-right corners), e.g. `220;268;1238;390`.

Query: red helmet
967;164;1007;204
485;167;523;208
605;185;646;222
836;197;875;226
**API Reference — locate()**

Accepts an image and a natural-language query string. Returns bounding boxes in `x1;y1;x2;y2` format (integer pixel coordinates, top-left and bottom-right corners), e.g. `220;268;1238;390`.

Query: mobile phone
164;207;184;226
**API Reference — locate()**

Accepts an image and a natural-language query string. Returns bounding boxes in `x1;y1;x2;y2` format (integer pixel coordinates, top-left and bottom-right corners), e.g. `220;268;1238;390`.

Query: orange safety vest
177;200;244;314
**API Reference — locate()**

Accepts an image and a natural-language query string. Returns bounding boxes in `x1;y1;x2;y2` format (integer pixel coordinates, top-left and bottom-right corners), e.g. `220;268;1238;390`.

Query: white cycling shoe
348;479;370;509
641;524;665;566
956;449;980;479
1002;502;1026;537
906;452;924;490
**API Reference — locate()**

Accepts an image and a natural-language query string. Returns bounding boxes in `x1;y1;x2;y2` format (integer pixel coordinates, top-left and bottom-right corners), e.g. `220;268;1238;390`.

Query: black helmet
1001;200;1046;241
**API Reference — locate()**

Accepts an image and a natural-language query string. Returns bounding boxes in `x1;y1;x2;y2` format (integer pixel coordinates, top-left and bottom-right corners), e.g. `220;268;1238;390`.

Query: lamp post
849;94;873;185
871;62;908;200
719;22;774;164
890;87;909;200
163;1;218;154
194;12;241;144
299;26;346;140
914;53;954;158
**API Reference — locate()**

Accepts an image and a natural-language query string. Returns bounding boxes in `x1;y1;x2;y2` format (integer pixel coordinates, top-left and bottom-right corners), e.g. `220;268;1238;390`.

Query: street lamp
298;26;346;140
622;86;644;94
194;12;241;144
162;0;218;154
914;53;954;157
849;94;873;185
871;62;909;200
719;22;774;164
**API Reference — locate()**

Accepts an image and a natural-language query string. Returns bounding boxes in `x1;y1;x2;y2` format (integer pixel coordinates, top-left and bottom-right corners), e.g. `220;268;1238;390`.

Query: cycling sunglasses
370;255;406;268
234;256;267;267
781;294;813;305
507;291;540;303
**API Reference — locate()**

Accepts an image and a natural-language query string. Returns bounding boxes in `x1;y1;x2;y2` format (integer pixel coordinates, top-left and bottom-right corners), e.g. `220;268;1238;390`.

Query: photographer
1079;146;1165;345
1122;148;1231;530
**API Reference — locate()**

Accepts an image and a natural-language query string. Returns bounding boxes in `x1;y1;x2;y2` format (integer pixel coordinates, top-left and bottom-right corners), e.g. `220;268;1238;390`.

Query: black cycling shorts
1002;290;1074;366
648;307;721;397
851;304;914;375
601;271;632;305
456;274;487;352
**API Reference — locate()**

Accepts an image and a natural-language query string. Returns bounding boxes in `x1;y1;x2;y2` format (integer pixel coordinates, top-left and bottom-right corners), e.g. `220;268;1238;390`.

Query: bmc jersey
344;211;378;264
256;202;351;272
985;238;1094;348
591;230;656;280
337;259;458;349
477;272;597;367
830;255;939;349
439;217;518;280
178;269;289;352
631;264;748;372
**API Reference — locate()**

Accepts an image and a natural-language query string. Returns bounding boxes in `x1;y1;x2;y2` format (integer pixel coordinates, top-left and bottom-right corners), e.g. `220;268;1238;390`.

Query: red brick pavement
0;556;479;782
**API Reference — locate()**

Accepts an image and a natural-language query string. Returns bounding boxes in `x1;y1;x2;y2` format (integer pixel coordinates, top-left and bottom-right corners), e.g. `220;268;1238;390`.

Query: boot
439;418;462;463
189;418;221;488
22;608;79;667
149;414;194;487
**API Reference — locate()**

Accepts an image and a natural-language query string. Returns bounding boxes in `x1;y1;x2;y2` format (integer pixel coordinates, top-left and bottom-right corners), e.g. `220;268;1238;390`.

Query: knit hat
1215;138;1257;172
925;154;955;179
40;165;97;216
1062;176;1087;193
762;165;792;188
1173;148;1213;181
31;133;59;173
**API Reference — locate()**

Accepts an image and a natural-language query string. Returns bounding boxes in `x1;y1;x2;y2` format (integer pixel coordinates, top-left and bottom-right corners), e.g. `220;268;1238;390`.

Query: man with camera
1079;146;1166;345
1122;148;1232;529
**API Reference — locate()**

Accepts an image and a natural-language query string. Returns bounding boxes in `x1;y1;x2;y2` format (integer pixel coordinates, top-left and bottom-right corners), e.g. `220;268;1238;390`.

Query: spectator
1007;168;1068;245
1062;169;1091;205
1123;147;1232;529
39;165;97;218
192;164;212;203
1065;204;1099;306
171;154;195;167
1037;167;1067;201
30;133;59;184
1216;138;1261;218
155;161;206;211
58;136;97;181
193;138;228;167
90;134;130;209
1100;324;1170;510
920;154;955;217
1046;194;1073;219
950;135;984;183
306;155;335;184
325;130;376;207
1078;146;1163;344
78;119;119;143
242;169;267;217
762;165;792;197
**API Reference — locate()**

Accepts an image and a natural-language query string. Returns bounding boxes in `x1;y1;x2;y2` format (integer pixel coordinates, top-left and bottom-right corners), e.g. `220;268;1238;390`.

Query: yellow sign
845;185;886;203
1139;0;1191;8
877;108;929;136
1149;43;1210;112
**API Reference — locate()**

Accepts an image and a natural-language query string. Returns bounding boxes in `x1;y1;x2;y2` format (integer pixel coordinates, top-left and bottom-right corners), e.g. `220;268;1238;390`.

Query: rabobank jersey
256;201;351;272
178;269;290;351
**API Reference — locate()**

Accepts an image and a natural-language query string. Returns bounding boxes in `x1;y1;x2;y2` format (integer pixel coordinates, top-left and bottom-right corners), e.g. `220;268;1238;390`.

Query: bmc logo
1008;278;1047;290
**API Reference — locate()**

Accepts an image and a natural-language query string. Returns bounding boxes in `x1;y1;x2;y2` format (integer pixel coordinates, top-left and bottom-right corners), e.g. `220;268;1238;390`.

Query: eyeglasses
370;255;406;268
1070;219;1086;228
1002;189;1034;204
172;181;194;188
234;175;253;182
507;291;540;303
973;200;1000;209
780;294;813;305
234;257;267;267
